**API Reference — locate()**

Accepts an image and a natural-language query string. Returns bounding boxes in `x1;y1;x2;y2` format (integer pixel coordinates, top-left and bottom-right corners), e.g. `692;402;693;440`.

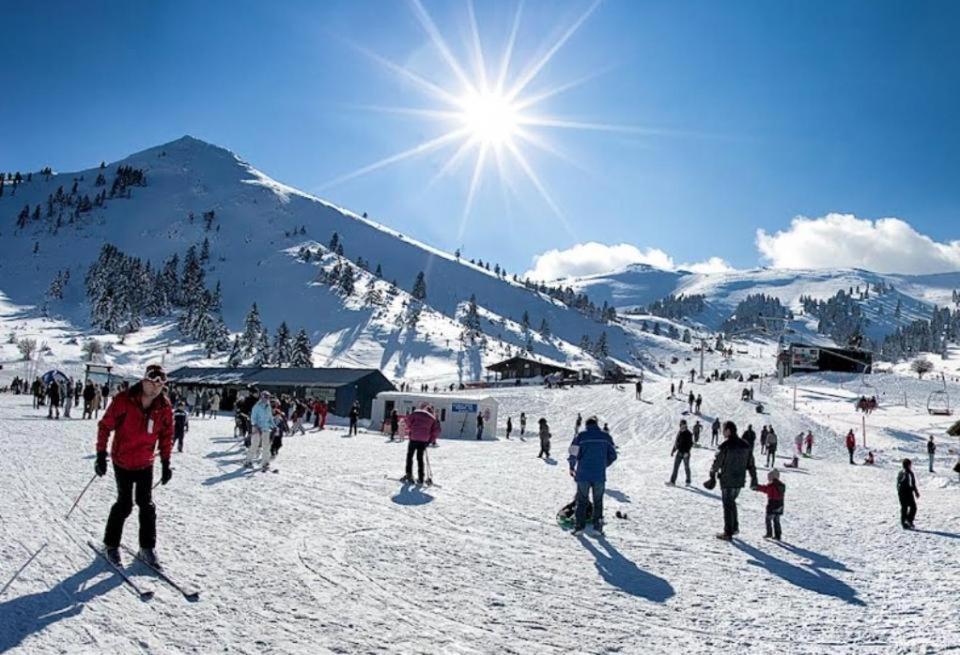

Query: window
440;408;446;422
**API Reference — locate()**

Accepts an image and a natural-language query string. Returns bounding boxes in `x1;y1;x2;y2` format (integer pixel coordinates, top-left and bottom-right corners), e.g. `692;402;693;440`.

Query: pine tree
539;318;550;338
375;264;383;278
462;294;481;332
291;329;313;367
579;334;592;351
241;303;263;356
521;310;530;332
411;272;427;301
329;232;339;250
253;330;272;366
274;321;292;365
228;336;243;367
594;331;609;357
200;237;210;263
364;284;383;306
338;265;355;295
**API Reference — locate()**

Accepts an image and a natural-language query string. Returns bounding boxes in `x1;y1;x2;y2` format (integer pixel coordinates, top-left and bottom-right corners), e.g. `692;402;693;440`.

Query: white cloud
524;242;734;281
756;213;960;274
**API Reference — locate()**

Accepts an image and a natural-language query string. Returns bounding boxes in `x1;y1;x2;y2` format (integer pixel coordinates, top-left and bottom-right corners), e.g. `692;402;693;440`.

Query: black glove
703;475;716;490
161;460;173;485
95;451;107;477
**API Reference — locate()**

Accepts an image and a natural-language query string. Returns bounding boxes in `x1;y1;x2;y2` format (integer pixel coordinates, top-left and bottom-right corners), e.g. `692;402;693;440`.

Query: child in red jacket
753;469;786;540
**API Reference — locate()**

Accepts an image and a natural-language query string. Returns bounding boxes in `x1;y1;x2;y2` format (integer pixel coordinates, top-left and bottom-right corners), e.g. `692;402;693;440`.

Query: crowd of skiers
14;375;118;420
7;362;957;570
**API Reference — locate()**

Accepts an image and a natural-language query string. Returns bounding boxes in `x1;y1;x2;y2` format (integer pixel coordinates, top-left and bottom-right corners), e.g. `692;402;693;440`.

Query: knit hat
769;469;780;480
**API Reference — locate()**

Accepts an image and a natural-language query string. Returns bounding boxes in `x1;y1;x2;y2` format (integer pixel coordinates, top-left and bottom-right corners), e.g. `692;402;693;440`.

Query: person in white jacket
245;392;276;470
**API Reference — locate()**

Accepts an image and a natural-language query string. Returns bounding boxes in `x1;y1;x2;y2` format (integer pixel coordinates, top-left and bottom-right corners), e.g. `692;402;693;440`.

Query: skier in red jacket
845;430;856;465
95;364;173;567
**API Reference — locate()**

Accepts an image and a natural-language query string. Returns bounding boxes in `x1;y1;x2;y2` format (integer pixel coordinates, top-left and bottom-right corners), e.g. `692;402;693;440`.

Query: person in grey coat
537;418;552;459
708;421;758;540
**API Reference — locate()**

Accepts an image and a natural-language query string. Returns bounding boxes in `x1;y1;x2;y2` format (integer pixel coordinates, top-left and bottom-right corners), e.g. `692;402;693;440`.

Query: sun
323;0;648;237
457;91;521;147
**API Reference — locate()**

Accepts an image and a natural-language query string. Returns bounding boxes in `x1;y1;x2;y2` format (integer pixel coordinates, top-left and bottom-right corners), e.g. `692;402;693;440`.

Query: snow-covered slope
570;264;957;340
1;358;958;653
0;137;633;380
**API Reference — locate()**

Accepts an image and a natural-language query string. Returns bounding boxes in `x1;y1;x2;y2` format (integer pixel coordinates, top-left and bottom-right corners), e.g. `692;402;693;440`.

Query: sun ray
347;104;463;121
319;128;469;190
410;0;476;94
426;137;479;190
348;40;461;106
506;0;602;101
513;127;585;173
511;66;614;111
504;140;561;219
516;115;690;137
459;143;489;241
496;0;523;94
467;0;488;91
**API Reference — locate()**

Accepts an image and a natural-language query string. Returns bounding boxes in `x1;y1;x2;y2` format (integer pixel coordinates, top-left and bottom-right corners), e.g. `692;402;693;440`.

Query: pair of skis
87;541;200;602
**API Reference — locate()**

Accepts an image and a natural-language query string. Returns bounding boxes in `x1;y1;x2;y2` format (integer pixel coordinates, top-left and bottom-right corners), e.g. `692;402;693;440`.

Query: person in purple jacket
401;404;441;484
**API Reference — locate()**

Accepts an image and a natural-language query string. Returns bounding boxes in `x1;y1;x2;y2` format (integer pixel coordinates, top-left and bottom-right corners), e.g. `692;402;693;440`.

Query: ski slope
1;370;958;654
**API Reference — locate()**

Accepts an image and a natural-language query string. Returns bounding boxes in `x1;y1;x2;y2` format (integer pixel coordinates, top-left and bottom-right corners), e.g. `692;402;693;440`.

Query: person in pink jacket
402;405;441;484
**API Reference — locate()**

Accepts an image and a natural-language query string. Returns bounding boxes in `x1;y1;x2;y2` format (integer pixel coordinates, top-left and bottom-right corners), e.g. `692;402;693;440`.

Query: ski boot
105;547;122;566
139;548;162;569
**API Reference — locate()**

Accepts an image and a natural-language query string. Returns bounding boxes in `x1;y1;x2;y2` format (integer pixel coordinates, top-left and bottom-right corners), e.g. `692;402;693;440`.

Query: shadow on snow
734;540;864;606
577;536;674;603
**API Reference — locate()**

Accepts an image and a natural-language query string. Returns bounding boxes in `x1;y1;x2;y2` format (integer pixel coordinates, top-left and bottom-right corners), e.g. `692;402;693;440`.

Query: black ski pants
349;418;358;436
765;511;782;539
174;429;186;452
104;465;156;549
848;447;855;465
721;486;741;537
899;492;917;527
766;446;777;468
670;451;691;484
405;440;428;481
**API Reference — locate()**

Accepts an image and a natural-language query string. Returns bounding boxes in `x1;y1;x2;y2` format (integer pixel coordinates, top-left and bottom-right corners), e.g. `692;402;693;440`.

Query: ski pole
425;449;434;485
64;474;98;520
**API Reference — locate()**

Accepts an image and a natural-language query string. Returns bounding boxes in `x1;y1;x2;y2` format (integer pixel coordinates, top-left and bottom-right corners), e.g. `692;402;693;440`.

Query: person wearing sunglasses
94;364;173;568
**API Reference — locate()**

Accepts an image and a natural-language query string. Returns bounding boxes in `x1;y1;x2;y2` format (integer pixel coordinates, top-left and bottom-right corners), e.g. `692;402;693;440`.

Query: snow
2;361;958;653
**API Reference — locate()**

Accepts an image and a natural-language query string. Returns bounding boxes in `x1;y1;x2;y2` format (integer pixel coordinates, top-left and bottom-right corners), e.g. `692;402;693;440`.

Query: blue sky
2;1;959;277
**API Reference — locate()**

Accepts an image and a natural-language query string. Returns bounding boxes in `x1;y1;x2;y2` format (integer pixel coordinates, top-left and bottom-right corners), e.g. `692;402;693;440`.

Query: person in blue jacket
568;416;618;535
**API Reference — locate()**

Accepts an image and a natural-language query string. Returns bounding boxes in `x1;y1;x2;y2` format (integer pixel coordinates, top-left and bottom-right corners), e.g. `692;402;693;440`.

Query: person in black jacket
742;424;757;450
349;402;360;436
668;420;694;486
897;458;920;529
710;417;721;447
173;402;189;452
708;421;758;540
46;380;61;419
389;409;400;442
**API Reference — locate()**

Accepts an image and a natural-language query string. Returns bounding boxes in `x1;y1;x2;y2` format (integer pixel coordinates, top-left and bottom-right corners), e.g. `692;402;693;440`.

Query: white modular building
370;392;499;440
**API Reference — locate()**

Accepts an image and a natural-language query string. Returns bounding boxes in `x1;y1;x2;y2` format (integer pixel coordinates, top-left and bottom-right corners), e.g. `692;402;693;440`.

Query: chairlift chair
927;390;952;416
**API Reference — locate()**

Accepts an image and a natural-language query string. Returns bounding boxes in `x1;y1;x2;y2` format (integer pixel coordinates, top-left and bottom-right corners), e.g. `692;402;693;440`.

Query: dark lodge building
166;367;395;417
485;355;578;381
784;344;873;376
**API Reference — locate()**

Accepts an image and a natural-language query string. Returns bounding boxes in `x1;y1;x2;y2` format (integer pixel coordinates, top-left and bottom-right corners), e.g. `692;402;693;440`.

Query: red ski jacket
845;433;856;450
97;383;173;470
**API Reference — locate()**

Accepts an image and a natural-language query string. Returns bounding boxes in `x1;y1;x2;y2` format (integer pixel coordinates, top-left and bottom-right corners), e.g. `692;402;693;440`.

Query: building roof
167;366;391;388
485;355;578;374
166;367;259;385
376;391;495;403
245;367;387;387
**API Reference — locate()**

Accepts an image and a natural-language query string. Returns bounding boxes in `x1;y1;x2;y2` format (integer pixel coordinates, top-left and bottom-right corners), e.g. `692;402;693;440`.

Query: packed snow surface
1;371;958;654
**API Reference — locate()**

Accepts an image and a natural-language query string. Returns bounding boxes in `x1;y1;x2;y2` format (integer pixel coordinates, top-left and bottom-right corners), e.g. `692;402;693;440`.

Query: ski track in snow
1;376;958;654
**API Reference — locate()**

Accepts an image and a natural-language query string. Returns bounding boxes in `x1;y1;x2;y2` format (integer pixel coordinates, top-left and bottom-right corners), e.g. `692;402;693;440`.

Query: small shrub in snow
16;337;37;360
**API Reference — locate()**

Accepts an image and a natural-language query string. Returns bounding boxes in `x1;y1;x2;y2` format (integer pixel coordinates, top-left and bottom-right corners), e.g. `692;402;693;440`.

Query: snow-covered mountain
0;137;636;381
569;264;960;340
2;136;958;381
